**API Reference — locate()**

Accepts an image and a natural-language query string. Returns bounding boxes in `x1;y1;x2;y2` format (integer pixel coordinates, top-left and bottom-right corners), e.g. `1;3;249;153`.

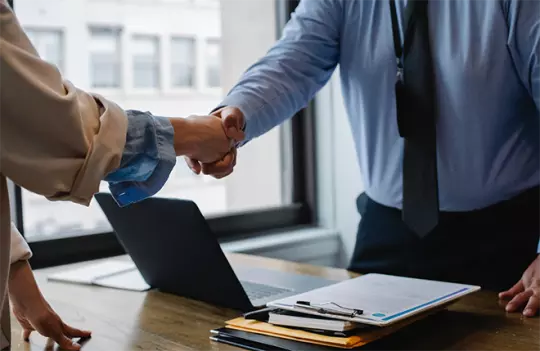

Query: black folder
210;327;343;350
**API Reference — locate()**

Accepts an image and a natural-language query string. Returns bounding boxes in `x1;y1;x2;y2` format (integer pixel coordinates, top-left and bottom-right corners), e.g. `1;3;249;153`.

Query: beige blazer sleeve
0;1;128;206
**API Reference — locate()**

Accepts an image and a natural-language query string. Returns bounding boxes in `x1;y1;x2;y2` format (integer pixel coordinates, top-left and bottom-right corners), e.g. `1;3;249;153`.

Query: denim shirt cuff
106;111;176;206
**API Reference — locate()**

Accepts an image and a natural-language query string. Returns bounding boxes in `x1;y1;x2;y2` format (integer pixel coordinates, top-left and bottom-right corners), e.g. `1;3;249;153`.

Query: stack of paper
210;274;480;350
213;306;442;350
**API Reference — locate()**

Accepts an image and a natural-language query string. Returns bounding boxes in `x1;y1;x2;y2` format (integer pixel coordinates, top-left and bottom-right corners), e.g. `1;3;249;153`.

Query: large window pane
16;0;287;241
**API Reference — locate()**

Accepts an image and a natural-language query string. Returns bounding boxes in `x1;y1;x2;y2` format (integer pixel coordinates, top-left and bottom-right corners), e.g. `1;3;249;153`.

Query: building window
206;39;220;88
24;29;64;72
132;35;160;89
171;37;195;88
89;27;122;88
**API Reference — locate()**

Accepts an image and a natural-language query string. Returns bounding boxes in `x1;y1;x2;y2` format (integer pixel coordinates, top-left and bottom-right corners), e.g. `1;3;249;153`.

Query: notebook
268;273;480;327
268;309;358;332
47;260;150;291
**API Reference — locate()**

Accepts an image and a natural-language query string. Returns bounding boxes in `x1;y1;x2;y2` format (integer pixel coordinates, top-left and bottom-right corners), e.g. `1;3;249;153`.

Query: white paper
268;274;480;326
94;269;150;291
48;261;136;285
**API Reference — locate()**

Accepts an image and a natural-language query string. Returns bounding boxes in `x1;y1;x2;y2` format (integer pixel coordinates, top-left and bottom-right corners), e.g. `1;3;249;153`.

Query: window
132;35;161;88
14;0;315;268
171;37;196;88
24;29;64;71
89;27;122;88
206;39;221;88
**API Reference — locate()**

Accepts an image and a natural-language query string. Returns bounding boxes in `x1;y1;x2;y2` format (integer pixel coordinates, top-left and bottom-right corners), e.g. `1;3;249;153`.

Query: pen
295;301;363;318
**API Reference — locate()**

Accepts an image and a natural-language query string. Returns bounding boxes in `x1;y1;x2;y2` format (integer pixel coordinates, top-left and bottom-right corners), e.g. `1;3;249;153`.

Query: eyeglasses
294;300;363;318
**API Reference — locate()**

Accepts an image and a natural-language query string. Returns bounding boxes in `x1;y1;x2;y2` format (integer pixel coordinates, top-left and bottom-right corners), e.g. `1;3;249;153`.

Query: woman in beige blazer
0;1;241;349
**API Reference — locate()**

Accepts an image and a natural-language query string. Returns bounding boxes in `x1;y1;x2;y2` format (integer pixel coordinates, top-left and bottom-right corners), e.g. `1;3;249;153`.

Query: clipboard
267;273;480;327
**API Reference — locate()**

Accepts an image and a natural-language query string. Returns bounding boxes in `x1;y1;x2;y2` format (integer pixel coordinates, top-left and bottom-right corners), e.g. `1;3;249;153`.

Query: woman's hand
9;260;91;350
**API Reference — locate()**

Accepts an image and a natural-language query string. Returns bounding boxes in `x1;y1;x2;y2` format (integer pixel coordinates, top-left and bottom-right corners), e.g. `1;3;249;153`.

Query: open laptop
94;193;334;312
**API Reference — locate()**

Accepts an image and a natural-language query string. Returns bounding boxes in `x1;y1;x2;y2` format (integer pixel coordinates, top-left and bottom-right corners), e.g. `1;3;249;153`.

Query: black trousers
348;186;539;291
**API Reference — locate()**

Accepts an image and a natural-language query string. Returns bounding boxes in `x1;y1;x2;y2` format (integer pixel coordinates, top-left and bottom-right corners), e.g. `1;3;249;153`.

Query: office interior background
12;0;363;269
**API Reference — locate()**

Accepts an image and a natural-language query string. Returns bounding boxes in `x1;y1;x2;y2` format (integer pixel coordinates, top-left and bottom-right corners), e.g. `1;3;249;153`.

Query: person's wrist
9;260;45;310
168;117;197;157
9;259;29;281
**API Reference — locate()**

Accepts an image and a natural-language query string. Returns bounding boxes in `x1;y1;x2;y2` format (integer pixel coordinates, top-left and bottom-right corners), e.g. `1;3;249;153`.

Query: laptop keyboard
240;280;292;301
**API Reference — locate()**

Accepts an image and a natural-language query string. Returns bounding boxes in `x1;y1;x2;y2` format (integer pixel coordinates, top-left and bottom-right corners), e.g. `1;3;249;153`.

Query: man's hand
9;260;91;350
185;107;245;178
499;255;540;317
170;114;236;165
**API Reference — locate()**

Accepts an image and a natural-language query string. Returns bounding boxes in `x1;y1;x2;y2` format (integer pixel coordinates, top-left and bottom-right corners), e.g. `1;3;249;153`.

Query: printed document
268;274;480;326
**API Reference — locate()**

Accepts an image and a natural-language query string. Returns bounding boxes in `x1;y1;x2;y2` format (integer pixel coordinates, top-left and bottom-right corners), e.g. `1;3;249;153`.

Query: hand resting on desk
499;254;540;317
9;261;91;350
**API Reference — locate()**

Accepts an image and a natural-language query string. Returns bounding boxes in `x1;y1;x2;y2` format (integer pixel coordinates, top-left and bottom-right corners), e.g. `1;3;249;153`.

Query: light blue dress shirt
105;110;176;206
220;0;539;212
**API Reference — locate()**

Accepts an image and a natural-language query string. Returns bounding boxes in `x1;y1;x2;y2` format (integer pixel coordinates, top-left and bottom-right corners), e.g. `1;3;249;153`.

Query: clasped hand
181;107;245;179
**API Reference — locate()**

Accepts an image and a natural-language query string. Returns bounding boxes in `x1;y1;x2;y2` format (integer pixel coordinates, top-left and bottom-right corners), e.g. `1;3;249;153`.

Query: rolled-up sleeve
106;111;176;206
0;2;175;208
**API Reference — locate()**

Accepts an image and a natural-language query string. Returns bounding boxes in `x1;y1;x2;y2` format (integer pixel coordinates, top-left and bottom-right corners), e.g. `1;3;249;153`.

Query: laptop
94;193;334;312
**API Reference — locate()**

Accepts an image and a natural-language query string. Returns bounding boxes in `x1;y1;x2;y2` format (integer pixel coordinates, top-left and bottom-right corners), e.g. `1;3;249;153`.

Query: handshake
170;106;245;179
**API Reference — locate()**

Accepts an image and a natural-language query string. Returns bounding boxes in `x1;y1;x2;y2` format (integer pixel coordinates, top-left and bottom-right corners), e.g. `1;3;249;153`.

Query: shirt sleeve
105;111;176;207
504;0;540;253
218;0;342;145
505;0;540;111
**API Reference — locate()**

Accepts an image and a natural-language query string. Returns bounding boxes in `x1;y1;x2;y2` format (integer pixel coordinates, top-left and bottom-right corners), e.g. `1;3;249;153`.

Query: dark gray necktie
390;0;439;237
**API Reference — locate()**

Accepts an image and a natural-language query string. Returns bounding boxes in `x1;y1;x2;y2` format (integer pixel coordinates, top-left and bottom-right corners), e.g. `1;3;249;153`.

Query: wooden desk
11;254;539;350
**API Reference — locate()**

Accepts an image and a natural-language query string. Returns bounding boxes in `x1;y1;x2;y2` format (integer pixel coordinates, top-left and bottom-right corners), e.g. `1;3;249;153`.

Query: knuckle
202;169;212;175
531;286;540;297
518;292;531;300
34;313;52;326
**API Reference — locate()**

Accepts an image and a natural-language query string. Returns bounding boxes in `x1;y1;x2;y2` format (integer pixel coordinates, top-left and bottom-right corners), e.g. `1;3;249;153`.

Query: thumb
22;328;32;341
221;107;245;142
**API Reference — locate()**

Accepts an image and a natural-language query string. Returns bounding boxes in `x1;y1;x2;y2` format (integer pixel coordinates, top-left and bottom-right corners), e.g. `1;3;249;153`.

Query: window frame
12;0;318;269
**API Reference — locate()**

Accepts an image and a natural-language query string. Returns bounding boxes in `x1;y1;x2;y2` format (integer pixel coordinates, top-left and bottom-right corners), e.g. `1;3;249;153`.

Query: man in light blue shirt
187;0;540;316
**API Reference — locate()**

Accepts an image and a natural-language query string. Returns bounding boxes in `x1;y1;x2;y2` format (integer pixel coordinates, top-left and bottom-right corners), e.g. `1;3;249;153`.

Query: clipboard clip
294;301;363;318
